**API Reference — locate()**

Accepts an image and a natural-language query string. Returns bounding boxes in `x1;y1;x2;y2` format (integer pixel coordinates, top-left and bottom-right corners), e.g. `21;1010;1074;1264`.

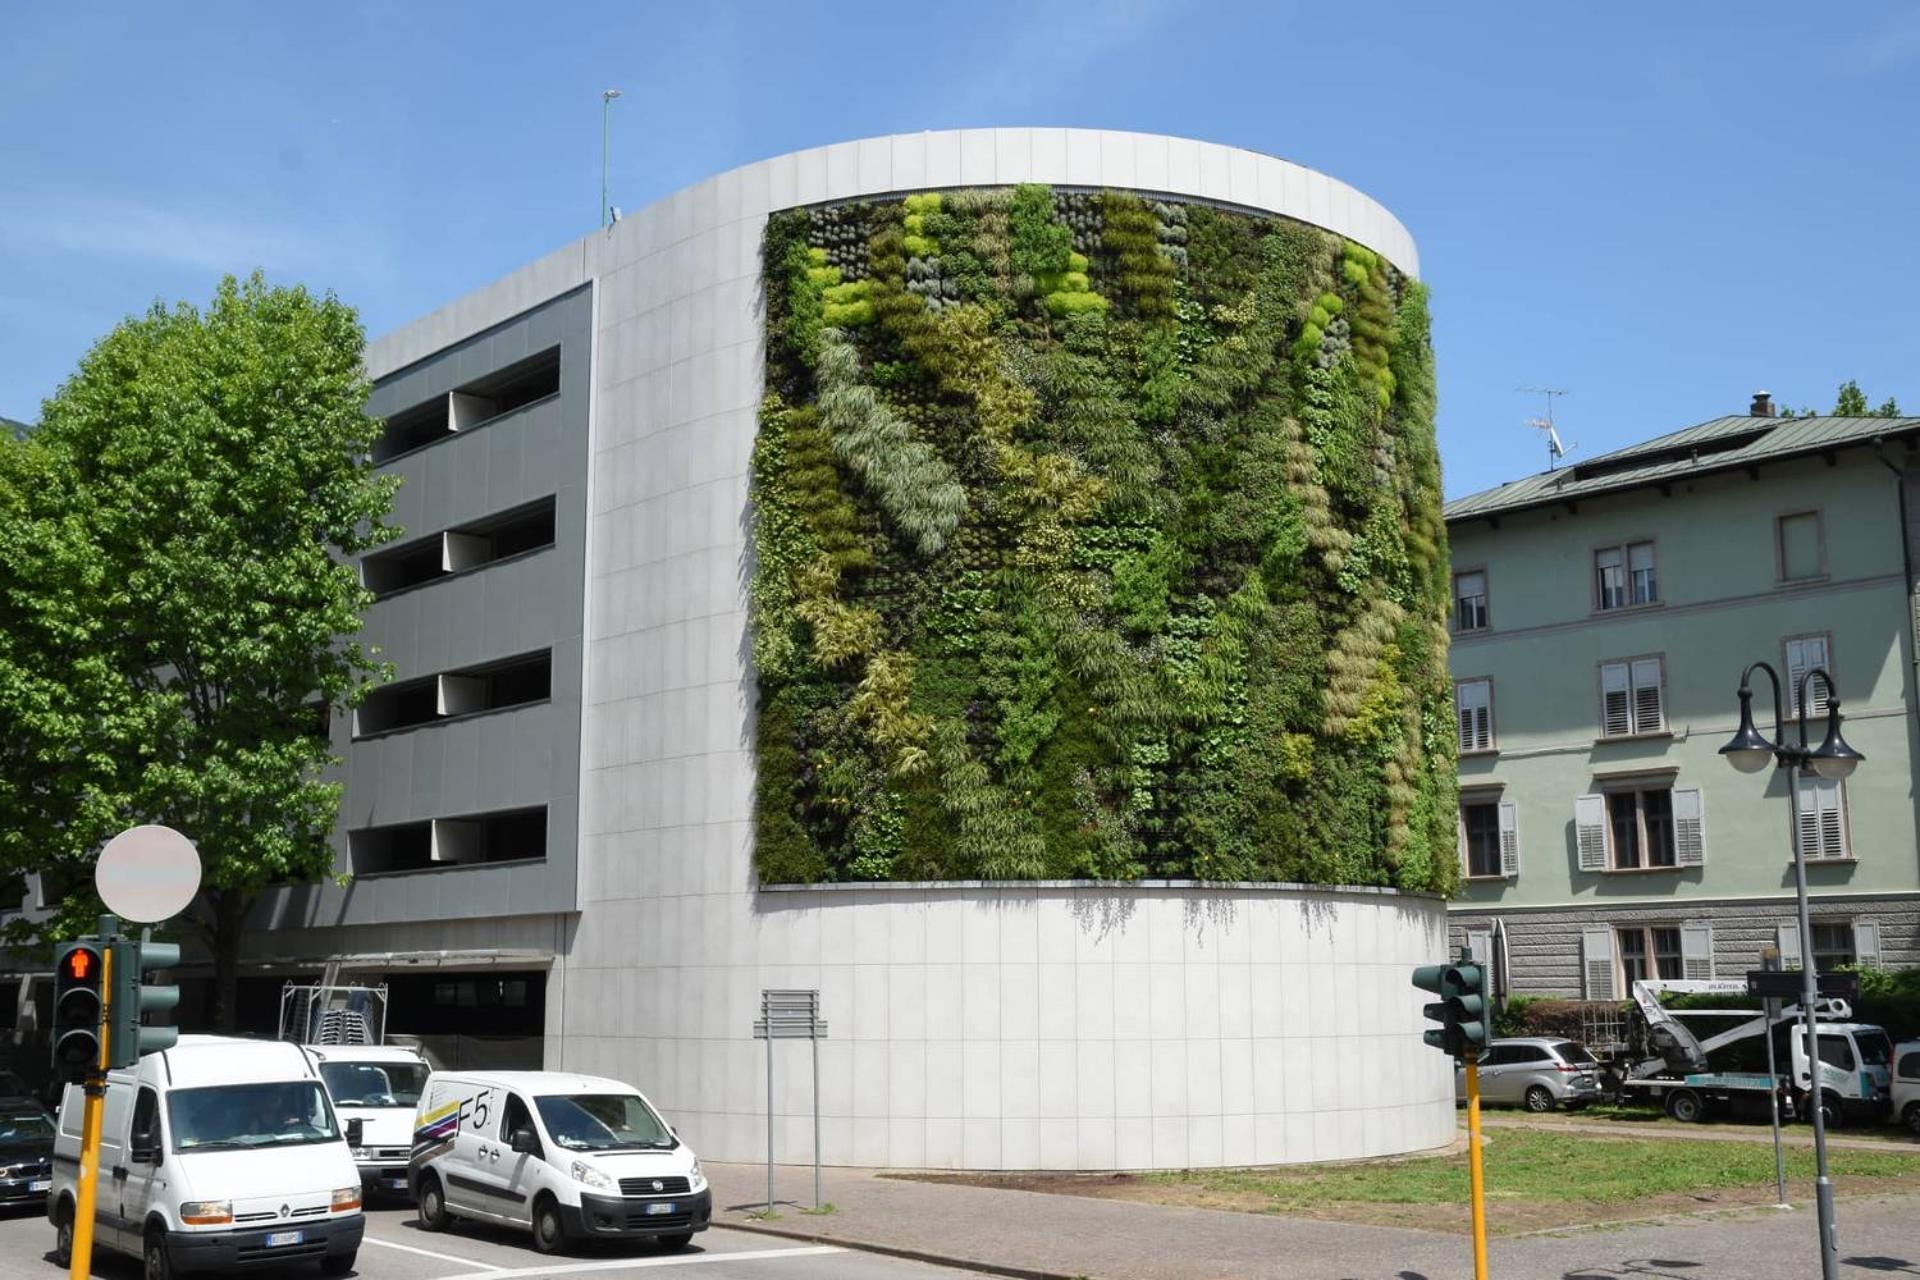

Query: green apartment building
1445;400;1920;998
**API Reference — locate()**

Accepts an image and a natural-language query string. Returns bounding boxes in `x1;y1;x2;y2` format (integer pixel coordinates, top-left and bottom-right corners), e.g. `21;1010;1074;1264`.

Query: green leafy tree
0;274;396;1029
1782;380;1902;419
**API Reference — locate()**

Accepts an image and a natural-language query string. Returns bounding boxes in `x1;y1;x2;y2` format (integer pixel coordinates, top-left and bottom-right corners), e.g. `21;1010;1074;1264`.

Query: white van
51;1036;365;1278
410;1070;709;1254
305;1044;433;1197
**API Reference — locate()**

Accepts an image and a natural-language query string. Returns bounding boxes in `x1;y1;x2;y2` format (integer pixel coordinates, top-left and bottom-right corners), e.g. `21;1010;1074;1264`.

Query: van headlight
689;1159;706;1192
181;1200;233;1226
571;1161;614;1192
331;1186;362;1212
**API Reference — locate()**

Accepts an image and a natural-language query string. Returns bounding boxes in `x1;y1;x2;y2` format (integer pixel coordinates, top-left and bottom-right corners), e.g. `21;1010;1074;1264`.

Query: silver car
1454;1037;1603;1112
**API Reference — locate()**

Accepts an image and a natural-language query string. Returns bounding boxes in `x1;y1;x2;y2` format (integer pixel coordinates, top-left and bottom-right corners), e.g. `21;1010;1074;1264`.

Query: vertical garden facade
349;131;1456;1170
752;184;1454;893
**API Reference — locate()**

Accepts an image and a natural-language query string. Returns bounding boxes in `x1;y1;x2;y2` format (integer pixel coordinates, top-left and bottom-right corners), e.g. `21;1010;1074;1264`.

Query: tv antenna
1520;387;1574;470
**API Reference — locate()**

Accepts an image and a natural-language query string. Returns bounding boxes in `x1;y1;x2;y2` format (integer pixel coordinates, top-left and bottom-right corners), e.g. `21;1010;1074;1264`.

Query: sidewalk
707;1160;1920;1280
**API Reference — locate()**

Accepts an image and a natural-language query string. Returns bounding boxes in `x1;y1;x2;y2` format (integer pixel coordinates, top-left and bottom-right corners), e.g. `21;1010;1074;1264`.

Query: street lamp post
1719;661;1863;1280
601;89;623;228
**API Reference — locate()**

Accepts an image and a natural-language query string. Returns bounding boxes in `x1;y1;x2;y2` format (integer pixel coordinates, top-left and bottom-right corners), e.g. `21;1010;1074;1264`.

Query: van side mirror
345;1118;364;1147
509;1128;538;1156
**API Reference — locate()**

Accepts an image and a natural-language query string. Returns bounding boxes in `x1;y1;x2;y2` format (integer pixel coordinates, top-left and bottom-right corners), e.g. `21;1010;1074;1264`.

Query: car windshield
0;1109;53;1147
319;1061;430;1108
1856;1032;1892;1068
1553;1042;1598;1066
167;1082;340;1152
534;1093;673;1152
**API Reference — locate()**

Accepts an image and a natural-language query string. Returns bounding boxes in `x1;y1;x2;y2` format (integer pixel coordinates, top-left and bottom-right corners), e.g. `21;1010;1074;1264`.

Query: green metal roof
1444;415;1920;523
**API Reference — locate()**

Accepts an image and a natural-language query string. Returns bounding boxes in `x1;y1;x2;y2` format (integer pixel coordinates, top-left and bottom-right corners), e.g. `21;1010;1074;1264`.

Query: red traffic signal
62;947;95;982
52;940;106;1083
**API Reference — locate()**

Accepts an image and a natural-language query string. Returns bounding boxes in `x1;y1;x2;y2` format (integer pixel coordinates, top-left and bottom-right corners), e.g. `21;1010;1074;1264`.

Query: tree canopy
0;273;396;1026
1780;379;1902;419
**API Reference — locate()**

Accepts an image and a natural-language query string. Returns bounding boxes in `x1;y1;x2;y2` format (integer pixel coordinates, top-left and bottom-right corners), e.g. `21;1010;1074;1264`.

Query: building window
374;347;561;462
1577;785;1703;873
1599;657;1664;737
1452;570;1489;632
1455;678;1494;753
1810;923;1855;970
350;806;548;875
1458;796;1516;880
1784;634;1832;718
1596;540;1657;611
355;650;553;737
1793;774;1849;861
1618;925;1684;987
362;497;557;597
1777;511;1824;582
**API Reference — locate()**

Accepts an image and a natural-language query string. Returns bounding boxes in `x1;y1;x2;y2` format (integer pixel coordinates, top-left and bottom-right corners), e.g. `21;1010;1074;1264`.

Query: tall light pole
1719;660;1864;1280
601;89;623;228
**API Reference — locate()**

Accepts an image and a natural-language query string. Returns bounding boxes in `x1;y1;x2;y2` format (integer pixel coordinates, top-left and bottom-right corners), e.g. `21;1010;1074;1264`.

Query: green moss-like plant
751;186;1455;896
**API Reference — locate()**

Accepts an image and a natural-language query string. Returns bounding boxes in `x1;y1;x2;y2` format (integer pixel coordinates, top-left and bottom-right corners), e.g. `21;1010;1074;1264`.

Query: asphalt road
0;1203;989;1280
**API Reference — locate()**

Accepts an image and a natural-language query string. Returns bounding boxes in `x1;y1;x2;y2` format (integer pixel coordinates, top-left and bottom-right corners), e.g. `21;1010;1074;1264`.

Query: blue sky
2;3;1914;499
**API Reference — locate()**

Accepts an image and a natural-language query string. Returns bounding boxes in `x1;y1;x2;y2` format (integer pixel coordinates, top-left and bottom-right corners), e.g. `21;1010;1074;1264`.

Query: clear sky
3;3;1914;499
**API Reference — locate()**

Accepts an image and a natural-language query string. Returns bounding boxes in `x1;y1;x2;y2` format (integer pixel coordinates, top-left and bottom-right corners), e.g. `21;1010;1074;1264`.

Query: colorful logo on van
410;1099;462;1166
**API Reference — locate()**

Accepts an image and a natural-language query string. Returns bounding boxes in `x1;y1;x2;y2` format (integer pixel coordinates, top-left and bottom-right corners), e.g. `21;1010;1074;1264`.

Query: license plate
644;1202;677;1216
265;1231;304;1248
28;1181;48;1193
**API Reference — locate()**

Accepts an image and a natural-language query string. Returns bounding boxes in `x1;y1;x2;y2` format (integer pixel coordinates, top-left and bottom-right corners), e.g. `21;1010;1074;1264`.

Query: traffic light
108;932;180;1068
1412;951;1488;1059
52;940;106;1083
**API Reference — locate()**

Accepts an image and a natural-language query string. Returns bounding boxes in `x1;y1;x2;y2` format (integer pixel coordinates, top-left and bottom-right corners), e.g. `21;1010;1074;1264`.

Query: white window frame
1599;656;1665;738
1616;923;1686;990
1778;921;1880;970
1452;569;1490;633
1457;793;1518;880
1456;678;1494;754
1595;539;1658;611
1793;773;1850;862
1784;633;1833;719
1576;783;1702;873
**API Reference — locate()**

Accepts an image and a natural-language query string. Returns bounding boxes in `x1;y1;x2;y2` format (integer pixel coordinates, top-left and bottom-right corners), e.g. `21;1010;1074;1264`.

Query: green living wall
750;185;1455;893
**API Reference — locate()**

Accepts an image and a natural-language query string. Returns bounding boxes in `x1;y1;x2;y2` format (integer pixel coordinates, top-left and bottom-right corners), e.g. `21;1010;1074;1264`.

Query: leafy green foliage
751;189;1455;893
0;273;397;1026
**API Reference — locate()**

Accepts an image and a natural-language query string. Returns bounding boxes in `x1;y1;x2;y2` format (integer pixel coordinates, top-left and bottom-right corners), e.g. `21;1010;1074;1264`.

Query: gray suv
1454;1037;1603;1112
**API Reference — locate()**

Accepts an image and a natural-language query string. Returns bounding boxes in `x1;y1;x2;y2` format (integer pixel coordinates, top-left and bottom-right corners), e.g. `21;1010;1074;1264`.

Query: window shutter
1672;788;1705;866
1854;921;1883;969
1778;922;1802;970
1498;800;1520;877
1601;663;1631;737
1455;680;1492;752
1630;658;1664;733
1797;776;1846;860
1680;921;1714;980
1575;794;1608;872
1582;927;1617;1000
1786;636;1831;718
1793;774;1822;861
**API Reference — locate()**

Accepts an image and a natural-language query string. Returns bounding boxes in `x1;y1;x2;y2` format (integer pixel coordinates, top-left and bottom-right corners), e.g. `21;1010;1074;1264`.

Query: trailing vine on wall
752;184;1456;894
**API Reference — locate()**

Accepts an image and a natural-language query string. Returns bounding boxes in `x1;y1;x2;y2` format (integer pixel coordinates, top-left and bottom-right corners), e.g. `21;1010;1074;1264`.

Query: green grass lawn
1148;1129;1920;1210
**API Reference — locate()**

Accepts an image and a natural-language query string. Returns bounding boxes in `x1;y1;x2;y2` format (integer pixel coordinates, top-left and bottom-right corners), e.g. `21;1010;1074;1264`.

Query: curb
713;1217;1086;1280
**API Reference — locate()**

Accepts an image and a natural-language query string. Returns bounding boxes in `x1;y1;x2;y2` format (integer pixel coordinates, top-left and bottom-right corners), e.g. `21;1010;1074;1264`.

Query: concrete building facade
241;129;1455;1169
1444;409;1920;998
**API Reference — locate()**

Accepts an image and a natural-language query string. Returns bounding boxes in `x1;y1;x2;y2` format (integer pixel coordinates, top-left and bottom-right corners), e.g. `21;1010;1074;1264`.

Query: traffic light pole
1463;1049;1488;1280
70;941;111;1280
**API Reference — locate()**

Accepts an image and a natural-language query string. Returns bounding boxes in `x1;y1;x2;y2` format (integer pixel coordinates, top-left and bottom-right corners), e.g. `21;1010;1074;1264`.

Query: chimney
1750;390;1775;418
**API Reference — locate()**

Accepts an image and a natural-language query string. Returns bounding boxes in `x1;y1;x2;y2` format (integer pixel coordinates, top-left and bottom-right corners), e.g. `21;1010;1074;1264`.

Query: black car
0;1099;54;1206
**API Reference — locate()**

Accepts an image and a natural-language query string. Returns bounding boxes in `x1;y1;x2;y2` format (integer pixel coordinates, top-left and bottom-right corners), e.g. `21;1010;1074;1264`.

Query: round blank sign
96;825;203;924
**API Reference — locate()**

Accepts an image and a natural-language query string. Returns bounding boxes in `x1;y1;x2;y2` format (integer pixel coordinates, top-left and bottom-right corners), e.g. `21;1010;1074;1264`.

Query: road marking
435;1244;844;1280
361;1234;508;1271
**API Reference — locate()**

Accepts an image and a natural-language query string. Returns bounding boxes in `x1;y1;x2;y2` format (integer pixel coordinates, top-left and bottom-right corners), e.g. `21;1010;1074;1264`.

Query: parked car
0;1097;54;1207
1455;1037;1604;1112
51;1035;364;1277
410;1070;710;1254
1895;1040;1920;1135
306;1043;433;1198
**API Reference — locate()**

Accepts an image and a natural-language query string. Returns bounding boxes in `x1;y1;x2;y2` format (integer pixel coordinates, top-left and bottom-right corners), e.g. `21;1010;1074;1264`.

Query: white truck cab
50;1035;364;1278
410;1070;710;1254
305;1043;433;1197
1893;1040;1920;1134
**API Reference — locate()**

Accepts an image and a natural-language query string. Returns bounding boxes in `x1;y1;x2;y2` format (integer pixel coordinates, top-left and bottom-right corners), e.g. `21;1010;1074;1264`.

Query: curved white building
250;129;1453;1170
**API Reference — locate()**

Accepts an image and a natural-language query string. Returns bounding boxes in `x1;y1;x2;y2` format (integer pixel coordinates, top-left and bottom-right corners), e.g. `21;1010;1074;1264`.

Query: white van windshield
319;1061;430;1108
534;1093;674;1152
168;1081;340;1151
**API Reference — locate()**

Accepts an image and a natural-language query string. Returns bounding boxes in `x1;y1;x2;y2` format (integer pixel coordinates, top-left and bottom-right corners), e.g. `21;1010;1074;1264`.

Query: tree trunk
207;889;251;1033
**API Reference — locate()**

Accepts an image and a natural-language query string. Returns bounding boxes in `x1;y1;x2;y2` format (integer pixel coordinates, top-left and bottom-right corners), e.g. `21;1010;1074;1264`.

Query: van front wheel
143;1230;174;1280
417;1174;451;1232
52;1202;73;1267
531;1196;569;1256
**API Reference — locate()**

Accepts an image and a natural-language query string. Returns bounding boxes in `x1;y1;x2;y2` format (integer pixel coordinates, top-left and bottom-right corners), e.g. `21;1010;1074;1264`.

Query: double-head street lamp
1719;660;1862;1280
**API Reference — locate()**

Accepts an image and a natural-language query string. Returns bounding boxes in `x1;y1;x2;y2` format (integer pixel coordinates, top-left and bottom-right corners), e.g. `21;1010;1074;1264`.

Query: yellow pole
70;945;111;1280
1465;1050;1489;1280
